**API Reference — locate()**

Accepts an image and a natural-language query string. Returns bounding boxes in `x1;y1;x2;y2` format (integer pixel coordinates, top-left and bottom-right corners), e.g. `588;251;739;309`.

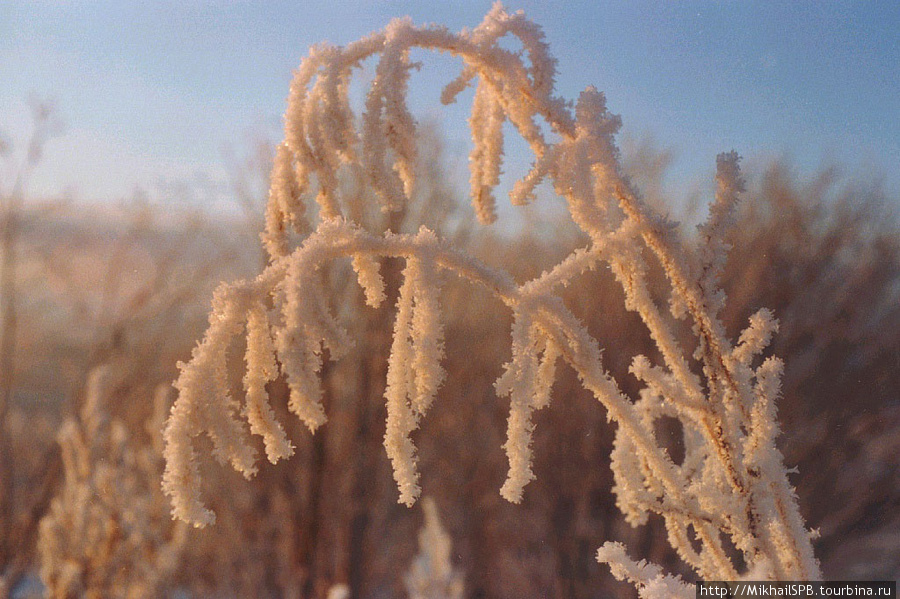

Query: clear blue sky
2;1;898;209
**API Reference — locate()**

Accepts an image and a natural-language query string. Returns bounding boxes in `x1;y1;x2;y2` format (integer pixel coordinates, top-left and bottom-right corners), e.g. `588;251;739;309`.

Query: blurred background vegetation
0;114;897;598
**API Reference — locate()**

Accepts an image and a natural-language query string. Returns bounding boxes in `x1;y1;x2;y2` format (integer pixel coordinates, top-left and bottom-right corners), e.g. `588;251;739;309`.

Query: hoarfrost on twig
163;2;820;587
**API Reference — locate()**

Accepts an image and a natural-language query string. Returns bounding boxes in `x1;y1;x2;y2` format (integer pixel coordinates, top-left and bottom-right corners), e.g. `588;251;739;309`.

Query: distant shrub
39;366;186;599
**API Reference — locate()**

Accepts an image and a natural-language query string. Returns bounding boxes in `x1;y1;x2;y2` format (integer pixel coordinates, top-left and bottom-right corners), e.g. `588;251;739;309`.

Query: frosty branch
163;3;820;590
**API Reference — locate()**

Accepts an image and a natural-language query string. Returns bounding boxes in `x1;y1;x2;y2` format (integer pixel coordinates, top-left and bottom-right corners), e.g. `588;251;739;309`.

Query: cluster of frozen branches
163;2;820;589
39;366;186;599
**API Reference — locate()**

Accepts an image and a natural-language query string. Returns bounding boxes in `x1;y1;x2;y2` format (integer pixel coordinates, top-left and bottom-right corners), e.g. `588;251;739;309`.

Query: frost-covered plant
326;584;351;599
163;3;820;590
39;367;186;599
404;497;464;599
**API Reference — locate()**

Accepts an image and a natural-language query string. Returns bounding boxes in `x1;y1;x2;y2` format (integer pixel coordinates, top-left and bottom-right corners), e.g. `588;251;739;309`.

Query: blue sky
2;1;898;210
